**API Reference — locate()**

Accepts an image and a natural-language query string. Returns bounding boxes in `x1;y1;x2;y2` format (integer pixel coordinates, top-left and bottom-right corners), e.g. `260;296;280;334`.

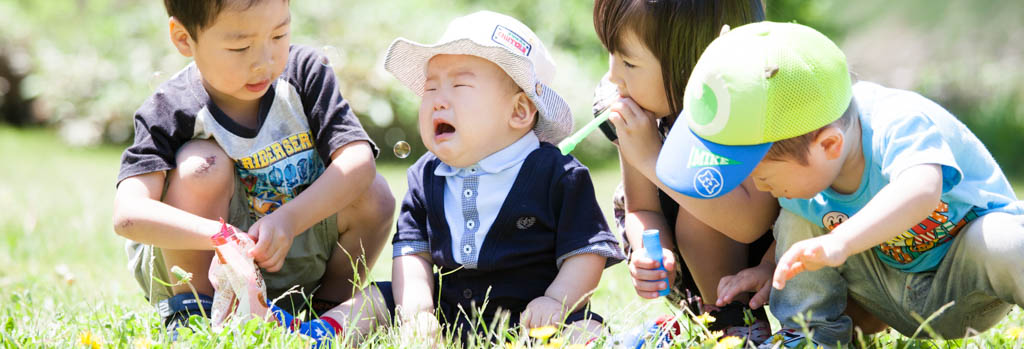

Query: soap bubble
320;45;346;68
148;71;166;91
393;141;411;159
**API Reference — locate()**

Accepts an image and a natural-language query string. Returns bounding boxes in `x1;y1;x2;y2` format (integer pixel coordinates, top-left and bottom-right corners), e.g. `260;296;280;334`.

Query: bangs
593;0;653;55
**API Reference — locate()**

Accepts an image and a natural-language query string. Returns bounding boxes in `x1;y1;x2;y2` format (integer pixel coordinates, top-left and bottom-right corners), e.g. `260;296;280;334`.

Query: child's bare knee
346;174;395;225
368;174;396;222
172;140;233;190
962;212;1024;264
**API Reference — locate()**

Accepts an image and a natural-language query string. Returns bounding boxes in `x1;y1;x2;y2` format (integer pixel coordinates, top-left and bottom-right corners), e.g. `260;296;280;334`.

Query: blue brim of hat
656;122;771;199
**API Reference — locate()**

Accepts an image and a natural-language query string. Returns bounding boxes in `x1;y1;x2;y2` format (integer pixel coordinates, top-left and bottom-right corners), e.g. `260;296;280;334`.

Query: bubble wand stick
642;229;671;297
557;75;620;155
557;109;612;155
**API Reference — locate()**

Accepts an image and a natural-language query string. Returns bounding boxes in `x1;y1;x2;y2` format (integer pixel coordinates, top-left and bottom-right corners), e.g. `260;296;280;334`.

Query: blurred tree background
1;0;1021;177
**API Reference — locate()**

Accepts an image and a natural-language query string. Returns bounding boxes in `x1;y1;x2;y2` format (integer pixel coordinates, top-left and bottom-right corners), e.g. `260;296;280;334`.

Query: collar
434;132;540;177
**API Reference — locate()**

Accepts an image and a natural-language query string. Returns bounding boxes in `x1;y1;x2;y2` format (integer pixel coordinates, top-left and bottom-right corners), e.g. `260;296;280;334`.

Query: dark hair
765;98;858;165
593;0;765;117
164;0;280;39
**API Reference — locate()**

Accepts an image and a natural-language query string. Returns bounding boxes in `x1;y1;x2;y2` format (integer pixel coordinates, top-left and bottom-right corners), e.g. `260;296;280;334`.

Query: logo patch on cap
687;148;739;168
693;167;724;198
492;25;532;56
687;73;731;137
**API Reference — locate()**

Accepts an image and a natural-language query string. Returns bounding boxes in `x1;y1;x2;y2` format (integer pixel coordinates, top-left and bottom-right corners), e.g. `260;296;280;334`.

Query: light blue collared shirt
393;132;623;269
434;132;540;267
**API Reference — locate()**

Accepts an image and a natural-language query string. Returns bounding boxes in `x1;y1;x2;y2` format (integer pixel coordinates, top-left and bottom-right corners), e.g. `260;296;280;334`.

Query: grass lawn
2;125;1023;347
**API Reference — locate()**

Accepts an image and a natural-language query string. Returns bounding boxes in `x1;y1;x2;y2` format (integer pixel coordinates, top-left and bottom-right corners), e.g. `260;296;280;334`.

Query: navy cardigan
393;143;620;321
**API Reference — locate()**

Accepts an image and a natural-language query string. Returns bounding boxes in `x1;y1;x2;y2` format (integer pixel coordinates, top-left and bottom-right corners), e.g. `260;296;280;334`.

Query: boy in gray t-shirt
113;0;395;330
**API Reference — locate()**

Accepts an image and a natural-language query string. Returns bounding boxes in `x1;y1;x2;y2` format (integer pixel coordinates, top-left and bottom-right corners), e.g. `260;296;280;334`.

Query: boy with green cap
655;21;1024;348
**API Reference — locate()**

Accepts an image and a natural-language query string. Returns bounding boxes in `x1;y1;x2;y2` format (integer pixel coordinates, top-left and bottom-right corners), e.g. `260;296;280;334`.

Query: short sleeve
289;46;379;164
393;157;432;257
553;164;625;268
116;88;199;186
878;113;962;193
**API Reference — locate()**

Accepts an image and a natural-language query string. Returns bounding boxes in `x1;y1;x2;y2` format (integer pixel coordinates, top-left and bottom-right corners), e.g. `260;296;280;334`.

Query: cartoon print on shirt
822;211;849;231
823;200;977;266
236;131;325;218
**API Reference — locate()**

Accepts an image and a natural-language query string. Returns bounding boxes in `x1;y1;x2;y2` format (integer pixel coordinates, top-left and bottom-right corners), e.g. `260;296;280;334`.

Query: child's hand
607;97;662;175
717;260;774;309
400;312;440;347
521;296;565;329
773;234;848;290
247;212;298;272
628;248;677;299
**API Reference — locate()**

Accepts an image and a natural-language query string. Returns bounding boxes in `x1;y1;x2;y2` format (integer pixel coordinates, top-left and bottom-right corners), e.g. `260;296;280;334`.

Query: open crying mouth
435;122;455;136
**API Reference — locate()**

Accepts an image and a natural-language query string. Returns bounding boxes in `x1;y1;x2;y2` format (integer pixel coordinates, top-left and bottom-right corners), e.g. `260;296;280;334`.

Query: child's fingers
630;265;667;282
263;252;285;273
632;278;669;296
716;275;739;306
749;282;771;309
773;259;805;290
619;98;651;123
264;242;290;272
661;249;677;272
772;251;799;289
607;110;627;131
630;255;659;269
521;310;535;329
249;226;269;261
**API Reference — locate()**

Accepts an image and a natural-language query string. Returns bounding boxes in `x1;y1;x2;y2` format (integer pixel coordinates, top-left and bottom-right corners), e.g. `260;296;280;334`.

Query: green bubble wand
557;108;612;155
558;75;620;155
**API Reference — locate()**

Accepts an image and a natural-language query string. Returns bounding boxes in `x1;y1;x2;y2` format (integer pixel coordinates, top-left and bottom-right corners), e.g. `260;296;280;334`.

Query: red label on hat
491;25;531;56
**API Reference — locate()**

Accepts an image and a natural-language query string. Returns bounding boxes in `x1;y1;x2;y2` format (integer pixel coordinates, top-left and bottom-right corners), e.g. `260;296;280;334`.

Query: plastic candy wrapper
209;218;269;329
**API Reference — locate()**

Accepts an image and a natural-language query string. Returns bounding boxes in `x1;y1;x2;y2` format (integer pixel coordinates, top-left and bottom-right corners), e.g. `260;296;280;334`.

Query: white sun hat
384;10;573;144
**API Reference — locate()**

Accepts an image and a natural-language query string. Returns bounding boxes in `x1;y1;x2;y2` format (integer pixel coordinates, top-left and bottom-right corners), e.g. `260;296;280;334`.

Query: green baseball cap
656;21;852;198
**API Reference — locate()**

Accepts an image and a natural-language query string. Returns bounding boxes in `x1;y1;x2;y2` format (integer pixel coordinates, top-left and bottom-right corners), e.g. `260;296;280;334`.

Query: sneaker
757;329;809;349
704;301;772;346
608;315;682;348
157;293;214;339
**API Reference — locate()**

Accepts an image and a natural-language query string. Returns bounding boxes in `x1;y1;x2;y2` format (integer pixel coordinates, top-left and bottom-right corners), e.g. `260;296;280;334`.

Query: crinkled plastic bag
209;219;269;329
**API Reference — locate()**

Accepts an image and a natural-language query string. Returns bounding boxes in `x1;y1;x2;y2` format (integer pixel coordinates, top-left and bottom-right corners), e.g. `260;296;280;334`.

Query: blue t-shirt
780;81;1024;273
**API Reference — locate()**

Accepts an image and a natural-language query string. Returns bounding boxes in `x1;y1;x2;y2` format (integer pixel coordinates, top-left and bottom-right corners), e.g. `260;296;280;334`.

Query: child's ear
816;126;845;160
169;17;196;58
509;92;537;130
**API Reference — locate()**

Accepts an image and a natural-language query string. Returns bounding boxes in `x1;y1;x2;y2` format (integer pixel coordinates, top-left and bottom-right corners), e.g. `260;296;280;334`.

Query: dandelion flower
713;336;745;349
543;337;565;348
693;313;716;325
79;331;102;349
529;325;558;341
133;337;153;349
1009;326;1024;339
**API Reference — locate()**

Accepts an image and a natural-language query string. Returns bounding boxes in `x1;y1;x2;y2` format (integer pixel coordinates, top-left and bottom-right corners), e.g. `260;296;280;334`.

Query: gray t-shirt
118;45;378;219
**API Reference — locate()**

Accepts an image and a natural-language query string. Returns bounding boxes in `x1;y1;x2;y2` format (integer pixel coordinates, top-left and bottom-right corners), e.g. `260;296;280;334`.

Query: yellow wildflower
707;330;724;340
693;313;717;325
529;325;558;341
713;336;745;349
79;331;102;349
543;337;565;348
133;337;153;349
1010;326;1024;340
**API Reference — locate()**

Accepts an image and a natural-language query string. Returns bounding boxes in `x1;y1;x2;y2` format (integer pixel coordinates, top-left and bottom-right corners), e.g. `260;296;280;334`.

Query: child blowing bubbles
657;21;1024;347
299;11;624;345
593;0;776;343
113;0;395;331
